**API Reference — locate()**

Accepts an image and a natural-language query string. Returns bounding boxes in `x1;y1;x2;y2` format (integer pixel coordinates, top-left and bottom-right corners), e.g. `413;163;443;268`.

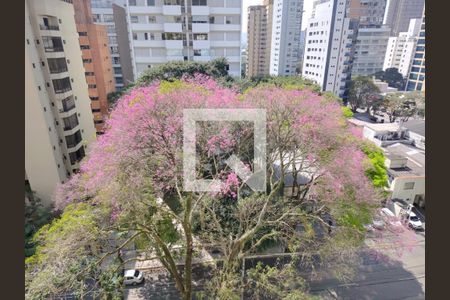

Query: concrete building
384;0;425;36
26;0;97;205
91;0;134;89
347;0;386;26
269;0;304;75
383;18;421;77
351;25;390;76
373;77;397;95
126;0;242;79
384;143;425;208
246;5;269;77
73;0;115;134
405;11;425;92
302;0;356;98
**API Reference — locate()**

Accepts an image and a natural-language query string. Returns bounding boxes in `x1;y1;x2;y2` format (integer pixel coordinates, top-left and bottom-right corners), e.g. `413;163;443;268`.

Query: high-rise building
383;18;421;77
405;11;425;91
25;0;97;204
302;0;356;98
73;0;115;134
247;5;269;77
126;0;242;79
269;0;304;75
91;0;134;89
351;26;390;76
347;0;386;26
384;0;425;36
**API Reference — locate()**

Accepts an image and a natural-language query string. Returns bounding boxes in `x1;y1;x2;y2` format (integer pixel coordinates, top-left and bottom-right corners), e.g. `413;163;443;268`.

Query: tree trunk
183;196;193;300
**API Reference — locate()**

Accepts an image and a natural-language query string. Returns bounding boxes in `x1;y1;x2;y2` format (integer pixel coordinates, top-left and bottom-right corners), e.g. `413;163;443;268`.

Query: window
192;0;207;5
61;96;76;112
148;16;156;23
164;0;181;4
113;67;122;74
132;33;138;40
83;58;92;64
78;31;87;36
193;33;208;40
47;58;68;73
162;32;184;40
103;14;114;22
62;113;79;131
130;16;138;23
404;182;415;190
88;84;97;89
42;36;63;52
192;16;208;23
69;147;85;165
129;0;136;5
66;130;82;148
93;14;101;22
80;45;90;50
147;0;155;5
85;72;95;76
112;57;120;64
92;108;101;112
52;77;71;94
110;46;119;54
90;96;99;100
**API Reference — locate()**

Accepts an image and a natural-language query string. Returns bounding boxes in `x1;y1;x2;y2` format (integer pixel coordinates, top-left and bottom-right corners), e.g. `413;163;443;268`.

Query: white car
123;269;144;286
407;212;423;230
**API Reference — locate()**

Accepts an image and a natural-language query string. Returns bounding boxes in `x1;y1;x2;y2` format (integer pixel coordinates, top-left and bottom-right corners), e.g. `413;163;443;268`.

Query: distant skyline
242;0;313;33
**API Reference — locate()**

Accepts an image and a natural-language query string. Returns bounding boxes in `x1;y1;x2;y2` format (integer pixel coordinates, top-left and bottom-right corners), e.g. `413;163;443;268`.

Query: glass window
130;16;139;23
103;14;114;22
148;16;156;23
404;182;415;190
147;0;155;5
192;0;207;5
193;33;208;40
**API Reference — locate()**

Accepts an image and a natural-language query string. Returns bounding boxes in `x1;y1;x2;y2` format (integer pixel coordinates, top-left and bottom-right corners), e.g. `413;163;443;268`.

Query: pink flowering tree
27;75;413;299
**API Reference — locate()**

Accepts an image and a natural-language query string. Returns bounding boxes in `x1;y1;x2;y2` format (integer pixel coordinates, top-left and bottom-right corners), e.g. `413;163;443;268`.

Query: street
124;230;425;300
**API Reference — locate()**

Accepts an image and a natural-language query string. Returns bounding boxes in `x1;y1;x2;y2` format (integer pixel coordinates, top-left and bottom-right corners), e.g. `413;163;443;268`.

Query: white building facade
269;0;304;75
26;0;97;204
301;0;355;98
126;0;242;79
383;18;421;77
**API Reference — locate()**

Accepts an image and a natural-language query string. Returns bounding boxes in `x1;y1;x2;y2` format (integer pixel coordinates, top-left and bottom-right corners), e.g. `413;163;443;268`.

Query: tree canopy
26;76;411;299
348;76;381;112
373;68;406;90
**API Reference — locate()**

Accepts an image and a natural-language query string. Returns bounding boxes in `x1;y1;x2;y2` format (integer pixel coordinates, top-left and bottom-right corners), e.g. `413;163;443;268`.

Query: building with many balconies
25;0;97;204
126;0;242;79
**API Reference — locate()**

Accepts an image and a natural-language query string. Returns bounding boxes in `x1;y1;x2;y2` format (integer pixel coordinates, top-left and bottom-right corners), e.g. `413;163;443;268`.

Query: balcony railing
40;24;60;31
44;46;64;53
54;86;71;94
49;66;68;74
63;121;79;131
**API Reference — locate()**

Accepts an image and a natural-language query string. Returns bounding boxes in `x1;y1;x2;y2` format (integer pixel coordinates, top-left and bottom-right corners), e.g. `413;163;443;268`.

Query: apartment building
73;0;115;134
25;0;97;205
383;18;421;77
351;25;390;76
302;0;356;98
269;0;304;75
406;11;425;91
347;0;386;26
91;0;134;89
247;5;269;77
384;0;425;36
126;0;242;79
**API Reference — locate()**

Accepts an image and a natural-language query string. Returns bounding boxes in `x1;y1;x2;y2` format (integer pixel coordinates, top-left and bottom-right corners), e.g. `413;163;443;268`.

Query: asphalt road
124;231;425;300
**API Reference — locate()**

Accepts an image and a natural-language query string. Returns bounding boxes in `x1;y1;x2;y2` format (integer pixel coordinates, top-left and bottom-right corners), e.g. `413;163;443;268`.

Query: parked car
123;269;144;286
407;212;423;230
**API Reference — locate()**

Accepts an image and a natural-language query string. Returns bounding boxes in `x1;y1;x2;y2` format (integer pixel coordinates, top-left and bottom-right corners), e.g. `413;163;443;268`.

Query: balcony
192;23;210;33
49;66;68;74
193;40;210;49
193;56;211;62
165;40;183;49
129;6;162;14
210;24;240;31
44;46;64;53
191;6;209;15
131;23;164;31
210;7;240;15
163;23;182;32
162;5;181;15
40;24;59;31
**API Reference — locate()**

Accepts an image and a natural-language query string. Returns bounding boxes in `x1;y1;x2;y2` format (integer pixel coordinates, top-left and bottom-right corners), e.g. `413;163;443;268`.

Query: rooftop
384;143;425;178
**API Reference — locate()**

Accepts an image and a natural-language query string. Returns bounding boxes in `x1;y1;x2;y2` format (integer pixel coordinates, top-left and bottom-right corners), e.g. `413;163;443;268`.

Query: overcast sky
242;0;314;33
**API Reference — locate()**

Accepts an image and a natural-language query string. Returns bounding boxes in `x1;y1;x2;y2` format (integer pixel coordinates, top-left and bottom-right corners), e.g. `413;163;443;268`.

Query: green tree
136;57;232;86
375;92;422;122
348;76;381;113
25;186;54;258
373;68;406;90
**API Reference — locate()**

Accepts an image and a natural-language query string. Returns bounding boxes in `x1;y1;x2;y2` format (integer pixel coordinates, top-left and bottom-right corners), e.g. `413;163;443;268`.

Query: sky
242;0;314;34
